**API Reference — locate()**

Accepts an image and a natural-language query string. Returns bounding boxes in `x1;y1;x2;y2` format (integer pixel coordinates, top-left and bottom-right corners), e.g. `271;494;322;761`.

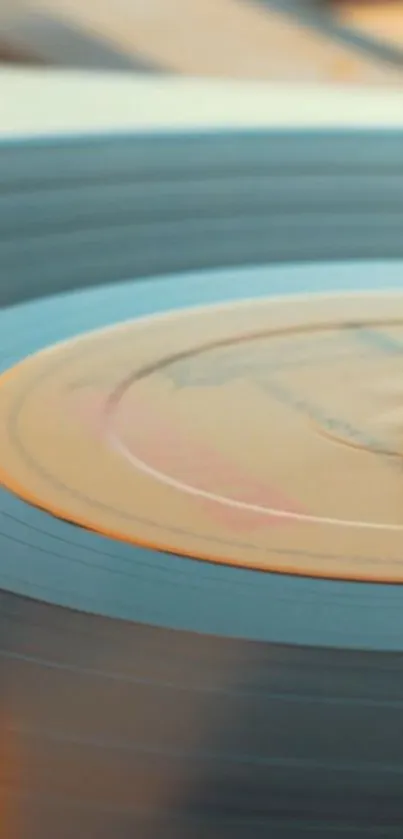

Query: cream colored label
2;292;403;581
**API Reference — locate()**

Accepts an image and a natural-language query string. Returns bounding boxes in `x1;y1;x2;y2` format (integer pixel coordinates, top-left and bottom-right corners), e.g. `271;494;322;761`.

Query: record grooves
2;125;403;838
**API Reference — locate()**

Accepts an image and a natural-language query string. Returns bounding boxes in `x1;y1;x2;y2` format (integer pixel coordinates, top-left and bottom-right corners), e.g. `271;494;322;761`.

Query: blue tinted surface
1;261;403;650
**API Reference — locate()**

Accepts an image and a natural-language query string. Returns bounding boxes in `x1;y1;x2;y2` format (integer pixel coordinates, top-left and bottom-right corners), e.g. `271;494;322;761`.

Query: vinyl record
2;75;403;839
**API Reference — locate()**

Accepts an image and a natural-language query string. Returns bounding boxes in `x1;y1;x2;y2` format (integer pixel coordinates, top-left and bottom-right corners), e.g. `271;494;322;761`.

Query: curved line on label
104;394;403;533
109;430;403;532
72;387;304;531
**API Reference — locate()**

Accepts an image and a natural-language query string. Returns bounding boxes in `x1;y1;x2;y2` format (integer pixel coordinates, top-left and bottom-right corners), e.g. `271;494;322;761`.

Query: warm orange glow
0;717;19;839
336;1;403;48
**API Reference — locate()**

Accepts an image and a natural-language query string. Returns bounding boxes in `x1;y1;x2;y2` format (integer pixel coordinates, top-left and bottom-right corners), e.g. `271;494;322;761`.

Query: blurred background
0;0;403;85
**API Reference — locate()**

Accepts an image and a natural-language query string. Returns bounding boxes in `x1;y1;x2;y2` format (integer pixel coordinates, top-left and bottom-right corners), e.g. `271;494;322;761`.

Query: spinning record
4;287;403;583
2;73;403;839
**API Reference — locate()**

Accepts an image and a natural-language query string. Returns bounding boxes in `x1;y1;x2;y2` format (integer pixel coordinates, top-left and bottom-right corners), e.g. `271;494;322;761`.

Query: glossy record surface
2;120;403;837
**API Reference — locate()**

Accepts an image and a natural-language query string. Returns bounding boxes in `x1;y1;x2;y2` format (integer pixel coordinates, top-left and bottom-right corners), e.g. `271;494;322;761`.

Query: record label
1;292;403;581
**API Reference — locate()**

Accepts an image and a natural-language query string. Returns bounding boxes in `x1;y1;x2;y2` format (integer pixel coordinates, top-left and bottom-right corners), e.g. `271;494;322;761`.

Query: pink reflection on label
70;386;304;531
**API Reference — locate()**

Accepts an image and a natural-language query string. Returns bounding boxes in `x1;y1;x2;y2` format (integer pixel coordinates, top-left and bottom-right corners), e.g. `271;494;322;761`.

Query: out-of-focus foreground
0;0;403;84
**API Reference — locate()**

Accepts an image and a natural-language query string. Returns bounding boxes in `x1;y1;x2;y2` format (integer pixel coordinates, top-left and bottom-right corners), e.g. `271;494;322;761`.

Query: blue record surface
2;128;403;838
2;261;403;651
